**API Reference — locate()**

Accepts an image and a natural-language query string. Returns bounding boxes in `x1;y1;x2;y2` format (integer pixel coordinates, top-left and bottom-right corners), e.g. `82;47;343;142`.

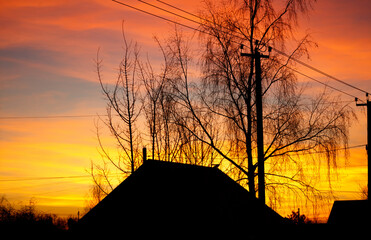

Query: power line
270;47;370;96
155;0;249;42
113;0;370;97
0;175;91;182
272;59;362;100
112;0;203;33
138;0;201;26
0;178;88;192
156;0;201;20
155;0;370;96
0;172;126;182
0;114;100;120
300;144;367;155
139;0;248;46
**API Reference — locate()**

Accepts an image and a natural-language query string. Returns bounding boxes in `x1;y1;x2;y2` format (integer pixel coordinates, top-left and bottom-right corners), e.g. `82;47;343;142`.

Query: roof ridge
143;159;219;169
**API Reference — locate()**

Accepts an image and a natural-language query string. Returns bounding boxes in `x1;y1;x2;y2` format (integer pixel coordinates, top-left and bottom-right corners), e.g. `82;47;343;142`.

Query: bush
286;208;312;224
0;196;74;237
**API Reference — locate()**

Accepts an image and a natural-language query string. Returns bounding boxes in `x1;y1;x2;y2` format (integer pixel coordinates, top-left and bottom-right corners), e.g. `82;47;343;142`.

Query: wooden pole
241;42;269;203
143;147;147;163
356;99;370;197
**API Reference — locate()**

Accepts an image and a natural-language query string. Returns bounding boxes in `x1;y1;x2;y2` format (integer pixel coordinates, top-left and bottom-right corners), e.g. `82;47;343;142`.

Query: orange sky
0;0;370;220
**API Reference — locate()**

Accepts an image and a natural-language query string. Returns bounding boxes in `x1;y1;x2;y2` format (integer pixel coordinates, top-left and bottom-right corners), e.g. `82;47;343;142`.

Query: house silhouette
327;200;369;225
77;160;284;236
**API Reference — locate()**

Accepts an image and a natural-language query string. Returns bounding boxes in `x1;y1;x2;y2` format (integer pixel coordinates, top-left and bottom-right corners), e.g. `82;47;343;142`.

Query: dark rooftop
77;160;284;236
327;199;369;225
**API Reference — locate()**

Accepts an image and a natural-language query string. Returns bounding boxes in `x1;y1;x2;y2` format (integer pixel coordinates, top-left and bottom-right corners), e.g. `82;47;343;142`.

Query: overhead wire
270;47;370;96
137;0;201;26
155;0;251;43
294;144;367;156
0;114;101;120
6;1;366;200
0;178;89;192
113;0;246;42
273;60;362;100
155;0;370;96
1;143;365;182
0;2;365;120
156;0;201;20
0;175;91;182
112;0;370;99
0;172;125;182
112;0;203;33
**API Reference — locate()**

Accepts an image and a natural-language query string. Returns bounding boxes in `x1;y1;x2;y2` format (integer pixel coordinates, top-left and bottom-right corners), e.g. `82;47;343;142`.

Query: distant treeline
0;196;77;238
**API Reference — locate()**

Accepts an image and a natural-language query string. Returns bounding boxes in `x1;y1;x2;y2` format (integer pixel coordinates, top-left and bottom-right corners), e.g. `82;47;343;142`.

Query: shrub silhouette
0;196;74;237
286;208;312;224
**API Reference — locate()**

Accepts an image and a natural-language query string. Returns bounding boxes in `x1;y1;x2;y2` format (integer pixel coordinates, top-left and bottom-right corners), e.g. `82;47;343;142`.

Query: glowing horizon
0;0;370;221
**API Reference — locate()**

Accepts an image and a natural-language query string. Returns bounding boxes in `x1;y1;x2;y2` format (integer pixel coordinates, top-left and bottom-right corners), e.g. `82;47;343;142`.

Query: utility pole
241;41;270;203
356;98;370;196
143;147;147;163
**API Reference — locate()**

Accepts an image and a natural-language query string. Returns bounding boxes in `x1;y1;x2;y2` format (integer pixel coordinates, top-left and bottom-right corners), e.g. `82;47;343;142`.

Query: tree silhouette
162;0;353;210
286;208;312;224
91;23;143;200
90;0;355;215
0;196;71;236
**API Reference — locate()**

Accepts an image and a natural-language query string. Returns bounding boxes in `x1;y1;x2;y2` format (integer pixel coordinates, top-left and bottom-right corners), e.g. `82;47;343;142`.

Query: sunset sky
0;0;370;221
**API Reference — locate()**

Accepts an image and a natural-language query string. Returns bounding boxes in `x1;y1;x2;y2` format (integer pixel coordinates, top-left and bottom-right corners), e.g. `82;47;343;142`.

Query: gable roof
327;200;369;225
78;160;284;234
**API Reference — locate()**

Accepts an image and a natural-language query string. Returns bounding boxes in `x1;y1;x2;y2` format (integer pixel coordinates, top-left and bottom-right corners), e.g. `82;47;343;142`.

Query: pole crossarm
241;52;269;59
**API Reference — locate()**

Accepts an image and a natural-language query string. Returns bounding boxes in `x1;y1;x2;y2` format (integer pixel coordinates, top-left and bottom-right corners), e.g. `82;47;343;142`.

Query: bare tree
91;24;143;199
164;28;222;167
165;0;354;210
138;37;170;160
85;163;110;211
157;83;184;162
359;185;368;200
139;36;195;163
89;0;355;216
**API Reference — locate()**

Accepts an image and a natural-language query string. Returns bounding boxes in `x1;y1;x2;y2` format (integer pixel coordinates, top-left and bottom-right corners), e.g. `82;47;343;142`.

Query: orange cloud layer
0;0;370;220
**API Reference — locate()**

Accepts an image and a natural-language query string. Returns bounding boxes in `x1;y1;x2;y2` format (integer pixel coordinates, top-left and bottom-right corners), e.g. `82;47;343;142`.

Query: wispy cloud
0;0;370;218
